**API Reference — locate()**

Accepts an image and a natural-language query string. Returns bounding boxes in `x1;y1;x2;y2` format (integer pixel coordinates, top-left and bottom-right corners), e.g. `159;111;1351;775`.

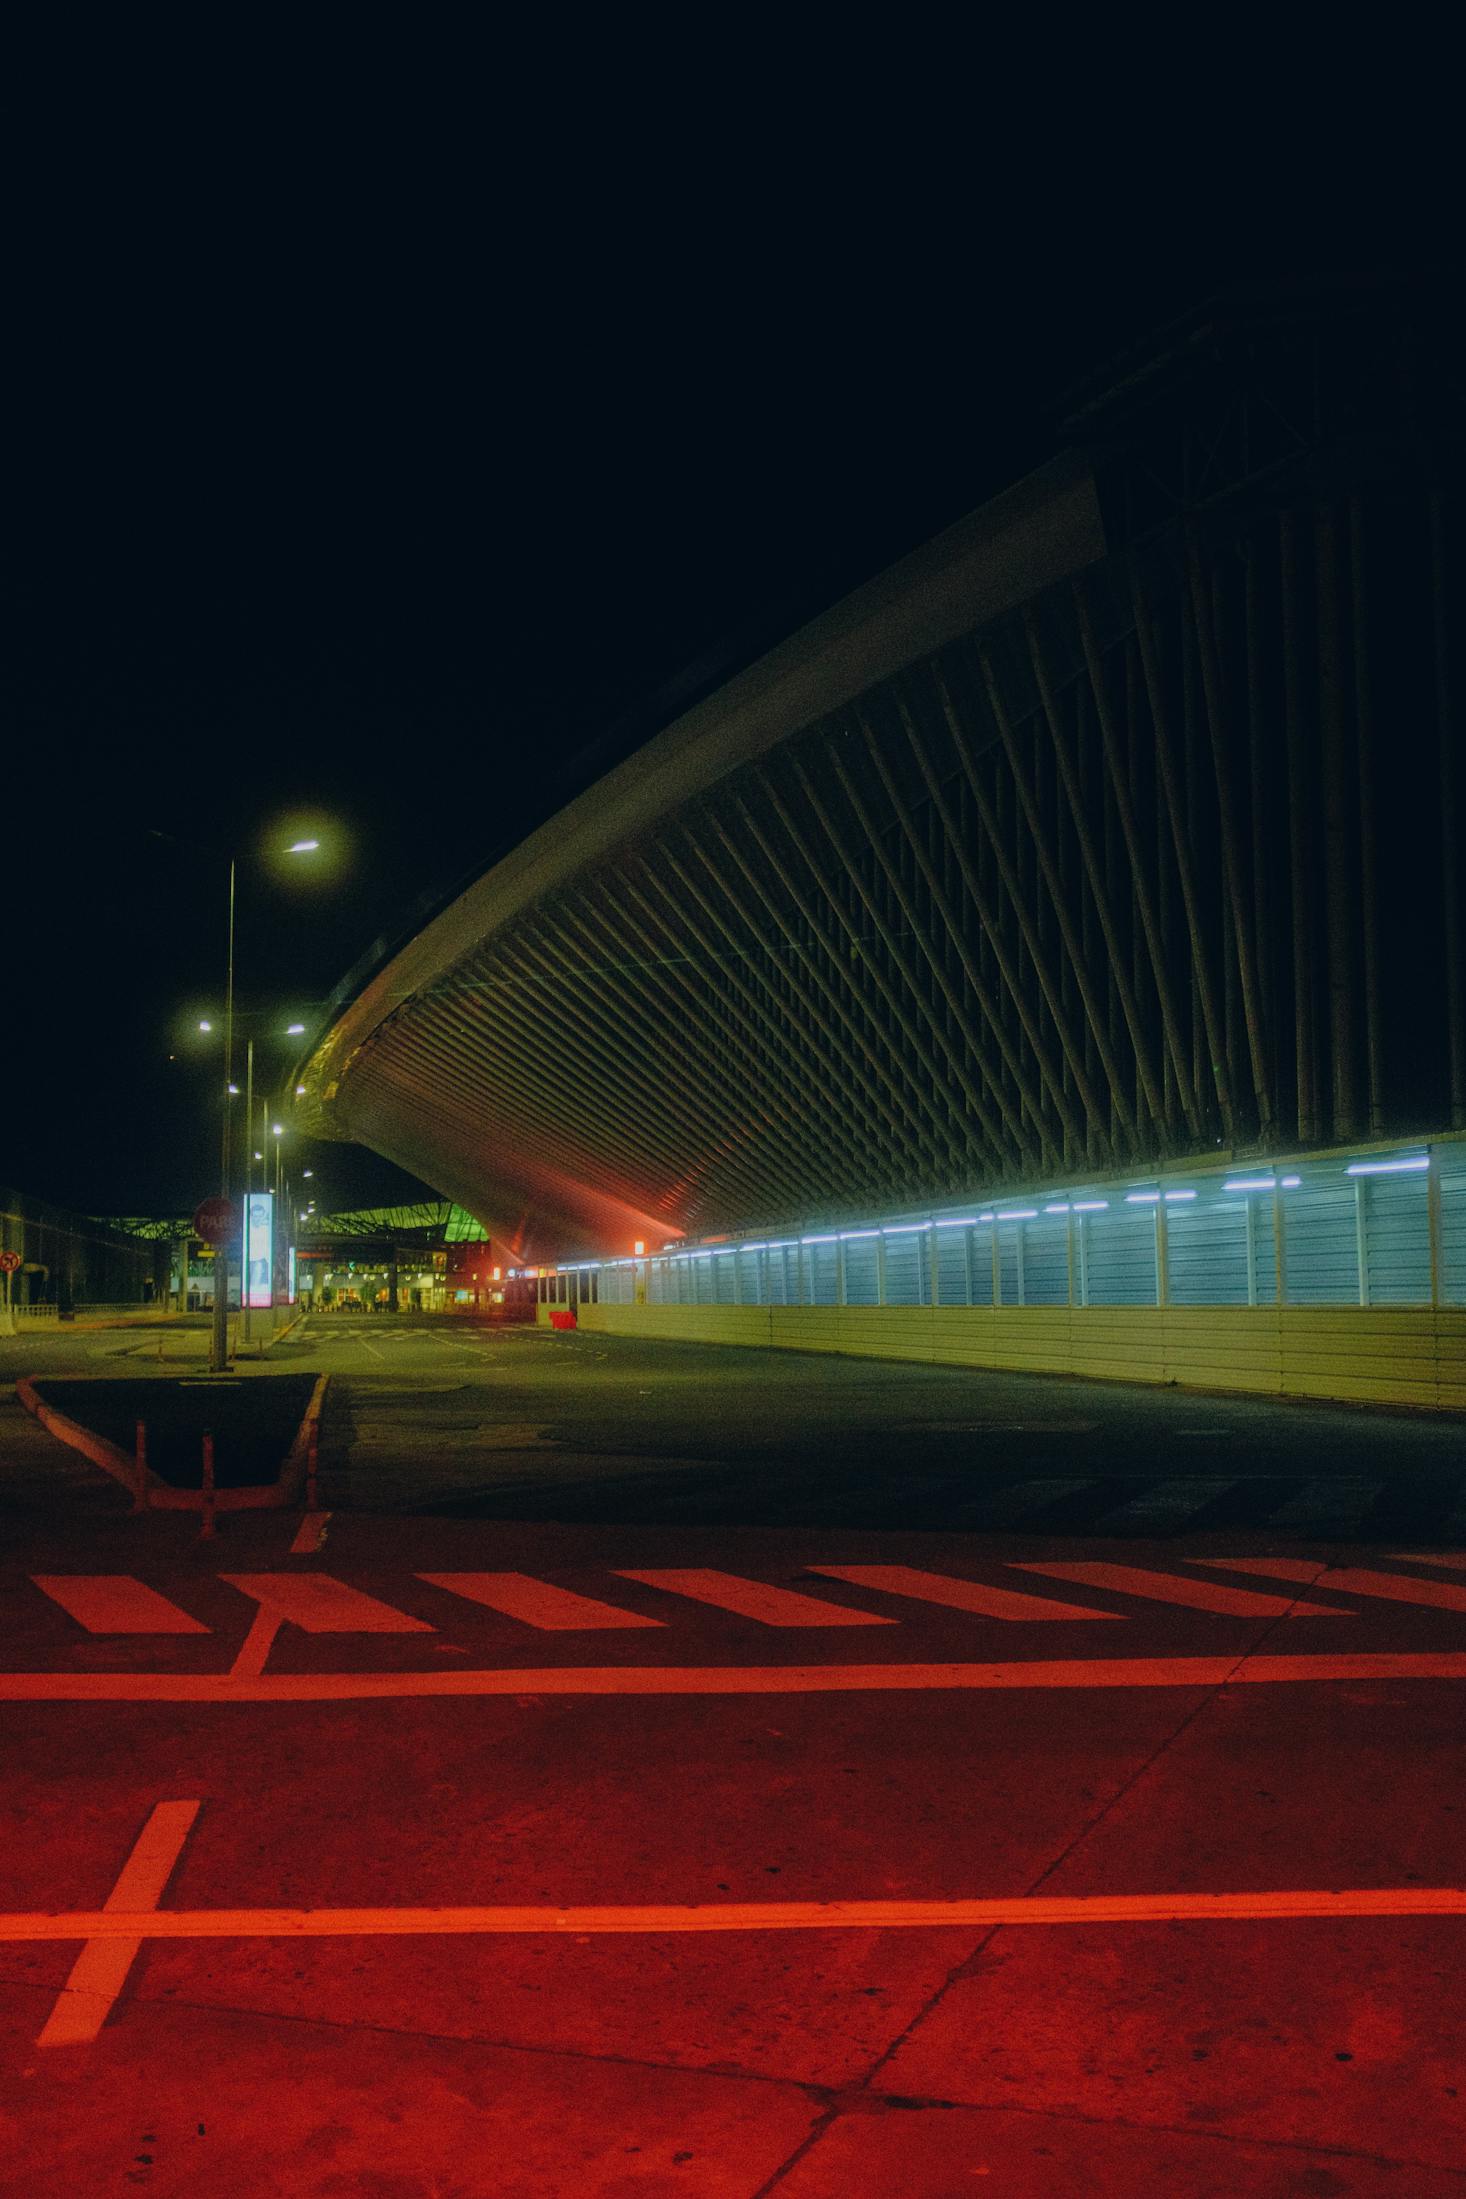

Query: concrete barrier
573;1301;1466;1413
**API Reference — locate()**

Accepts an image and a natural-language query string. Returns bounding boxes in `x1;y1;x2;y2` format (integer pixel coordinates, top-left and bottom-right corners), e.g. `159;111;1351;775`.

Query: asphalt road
2;1313;1464;2194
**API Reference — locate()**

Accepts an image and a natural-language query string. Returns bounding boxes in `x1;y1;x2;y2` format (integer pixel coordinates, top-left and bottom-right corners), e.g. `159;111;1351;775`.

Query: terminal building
293;279;1466;1409
99;1202;498;1316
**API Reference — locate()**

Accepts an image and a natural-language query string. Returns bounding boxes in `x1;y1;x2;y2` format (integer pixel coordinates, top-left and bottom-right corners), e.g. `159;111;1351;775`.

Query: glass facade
523;1142;1466;1313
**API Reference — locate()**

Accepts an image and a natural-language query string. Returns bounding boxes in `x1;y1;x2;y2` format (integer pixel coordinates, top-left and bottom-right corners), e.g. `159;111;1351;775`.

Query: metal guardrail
12;1304;59;1321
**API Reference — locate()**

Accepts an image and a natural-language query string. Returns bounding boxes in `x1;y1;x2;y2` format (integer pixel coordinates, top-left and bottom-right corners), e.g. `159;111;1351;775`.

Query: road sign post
193;1201;239;1370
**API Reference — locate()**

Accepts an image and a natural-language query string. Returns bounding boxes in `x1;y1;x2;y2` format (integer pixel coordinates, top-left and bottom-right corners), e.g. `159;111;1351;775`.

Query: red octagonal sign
192;1197;239;1246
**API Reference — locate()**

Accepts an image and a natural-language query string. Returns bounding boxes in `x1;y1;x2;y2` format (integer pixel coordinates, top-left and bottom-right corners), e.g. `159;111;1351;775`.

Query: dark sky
5;149;1429;1219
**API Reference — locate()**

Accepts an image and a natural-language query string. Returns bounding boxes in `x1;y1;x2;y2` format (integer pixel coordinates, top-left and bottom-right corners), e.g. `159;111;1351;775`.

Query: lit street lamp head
285;840;319;854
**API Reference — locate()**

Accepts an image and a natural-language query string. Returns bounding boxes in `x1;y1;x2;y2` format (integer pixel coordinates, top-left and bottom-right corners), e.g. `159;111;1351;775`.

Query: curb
16;1371;329;1514
279;1372;330;1502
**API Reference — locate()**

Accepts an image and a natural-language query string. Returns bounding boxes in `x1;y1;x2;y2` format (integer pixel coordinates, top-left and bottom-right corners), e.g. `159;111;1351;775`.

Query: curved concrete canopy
295;303;1465;1264
296;456;1109;1251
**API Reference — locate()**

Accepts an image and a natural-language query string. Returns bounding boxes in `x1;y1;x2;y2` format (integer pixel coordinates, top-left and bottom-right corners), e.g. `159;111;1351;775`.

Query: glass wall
518;1143;1466;1313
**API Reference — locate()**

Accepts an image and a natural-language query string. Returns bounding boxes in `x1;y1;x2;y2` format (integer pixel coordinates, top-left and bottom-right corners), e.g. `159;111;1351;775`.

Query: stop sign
193;1196;239;1245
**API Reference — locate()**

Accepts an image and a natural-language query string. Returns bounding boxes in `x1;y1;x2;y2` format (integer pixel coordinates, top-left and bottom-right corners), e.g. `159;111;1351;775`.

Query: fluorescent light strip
647;1156;1397;1276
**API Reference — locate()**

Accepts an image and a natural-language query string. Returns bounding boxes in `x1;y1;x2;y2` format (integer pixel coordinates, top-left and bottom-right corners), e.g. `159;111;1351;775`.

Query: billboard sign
246;1192;274;1309
288;1245;297;1303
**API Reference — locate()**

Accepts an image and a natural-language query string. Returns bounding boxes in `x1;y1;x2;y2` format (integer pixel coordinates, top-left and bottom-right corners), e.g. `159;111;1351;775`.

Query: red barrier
548;1310;577;1331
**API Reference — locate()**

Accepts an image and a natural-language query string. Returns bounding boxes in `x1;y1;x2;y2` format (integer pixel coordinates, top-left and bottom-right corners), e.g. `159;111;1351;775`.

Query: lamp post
193;833;324;1373
208;861;237;1373
198;1009;313;1355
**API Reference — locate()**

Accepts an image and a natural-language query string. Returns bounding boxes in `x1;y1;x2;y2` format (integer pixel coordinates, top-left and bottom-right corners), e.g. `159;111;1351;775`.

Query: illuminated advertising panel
246;1192;274;1309
287;1245;296;1303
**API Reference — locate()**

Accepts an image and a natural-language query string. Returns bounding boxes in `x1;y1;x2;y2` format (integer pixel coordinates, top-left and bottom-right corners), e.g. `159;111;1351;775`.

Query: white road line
230;1608;282;1677
418;1572;665;1630
1007;1561;1346;1619
613;1568;896;1628
289;1512;331;1555
10;1883;1466;1947
220;1573;433;1633
807;1564;1122;1623
4;1652;1466;1702
36;1800;200;2046
28;1575;209;1635
1195;1558;1466;1614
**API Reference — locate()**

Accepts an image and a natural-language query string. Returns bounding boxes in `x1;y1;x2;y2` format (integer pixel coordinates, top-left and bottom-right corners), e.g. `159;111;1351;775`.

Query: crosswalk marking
417;1572;664;1630
806;1564;1121;1624
961;1478;1089;1526
1007;1560;1345;1619
18;1554;1466;1650
612;1568;895;1628
28;1575;209;1635
219;1573;434;1633
1086;1479;1243;1531
1194;1559;1466;1615
1265;1478;1381;1532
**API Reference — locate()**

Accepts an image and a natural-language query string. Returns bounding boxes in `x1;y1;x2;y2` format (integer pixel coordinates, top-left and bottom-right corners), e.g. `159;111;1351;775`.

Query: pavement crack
115;1979;822;2097
846;1616;1307;2103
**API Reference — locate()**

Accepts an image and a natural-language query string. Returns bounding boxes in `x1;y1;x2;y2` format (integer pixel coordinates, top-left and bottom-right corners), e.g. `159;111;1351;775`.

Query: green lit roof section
102;1202;490;1244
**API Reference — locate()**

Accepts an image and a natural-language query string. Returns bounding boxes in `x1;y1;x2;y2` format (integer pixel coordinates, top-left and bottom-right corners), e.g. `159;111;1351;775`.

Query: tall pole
241;1037;255;1346
210;859;236;1373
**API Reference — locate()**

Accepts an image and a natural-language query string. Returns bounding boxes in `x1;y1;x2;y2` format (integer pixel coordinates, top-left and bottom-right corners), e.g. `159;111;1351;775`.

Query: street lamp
200;831;325;1371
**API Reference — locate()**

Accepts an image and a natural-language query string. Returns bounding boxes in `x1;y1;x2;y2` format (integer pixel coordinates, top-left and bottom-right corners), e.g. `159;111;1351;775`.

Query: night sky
5;157;1424;1221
